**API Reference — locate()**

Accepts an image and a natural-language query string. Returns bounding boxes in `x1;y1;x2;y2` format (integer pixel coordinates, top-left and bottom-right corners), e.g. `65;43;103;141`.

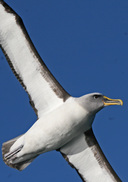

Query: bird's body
5;96;94;166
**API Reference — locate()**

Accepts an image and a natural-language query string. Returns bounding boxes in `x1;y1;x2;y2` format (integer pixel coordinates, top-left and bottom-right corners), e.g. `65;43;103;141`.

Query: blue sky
0;0;128;181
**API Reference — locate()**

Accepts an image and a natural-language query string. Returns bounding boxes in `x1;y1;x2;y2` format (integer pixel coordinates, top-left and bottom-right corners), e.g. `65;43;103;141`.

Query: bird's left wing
60;129;121;182
0;1;70;117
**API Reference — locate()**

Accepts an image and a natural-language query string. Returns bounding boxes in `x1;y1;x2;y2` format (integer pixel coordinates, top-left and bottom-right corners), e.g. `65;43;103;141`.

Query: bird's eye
93;95;101;99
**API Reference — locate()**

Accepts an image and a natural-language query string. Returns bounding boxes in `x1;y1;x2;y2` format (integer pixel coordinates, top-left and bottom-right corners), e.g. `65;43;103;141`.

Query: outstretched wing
60;129;121;182
0;0;70;117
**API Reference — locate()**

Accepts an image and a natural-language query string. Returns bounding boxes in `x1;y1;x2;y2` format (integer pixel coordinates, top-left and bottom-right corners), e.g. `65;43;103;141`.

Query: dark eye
93;95;101;99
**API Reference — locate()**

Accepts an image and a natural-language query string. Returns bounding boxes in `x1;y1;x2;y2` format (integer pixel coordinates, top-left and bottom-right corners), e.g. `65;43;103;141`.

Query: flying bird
0;1;123;182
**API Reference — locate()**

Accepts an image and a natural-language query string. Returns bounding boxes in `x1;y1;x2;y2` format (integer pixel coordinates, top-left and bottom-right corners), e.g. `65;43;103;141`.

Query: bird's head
78;93;123;114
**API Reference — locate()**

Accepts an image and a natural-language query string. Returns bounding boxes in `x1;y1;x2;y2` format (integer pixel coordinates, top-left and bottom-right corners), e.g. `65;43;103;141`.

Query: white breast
14;97;93;156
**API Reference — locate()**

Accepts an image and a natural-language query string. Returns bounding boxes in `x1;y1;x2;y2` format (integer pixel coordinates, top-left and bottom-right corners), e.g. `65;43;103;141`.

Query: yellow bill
103;96;123;106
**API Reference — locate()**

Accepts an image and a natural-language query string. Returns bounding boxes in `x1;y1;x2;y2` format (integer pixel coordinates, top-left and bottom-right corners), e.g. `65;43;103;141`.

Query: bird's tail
2;135;38;171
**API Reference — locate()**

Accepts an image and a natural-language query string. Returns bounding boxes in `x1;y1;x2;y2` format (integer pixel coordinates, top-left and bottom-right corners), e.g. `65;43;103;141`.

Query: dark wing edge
0;0;70;115
59;129;122;182
84;129;121;182
60;151;86;182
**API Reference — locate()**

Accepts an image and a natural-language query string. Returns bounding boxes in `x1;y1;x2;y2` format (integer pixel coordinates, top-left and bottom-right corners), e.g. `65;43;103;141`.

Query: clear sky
0;0;128;181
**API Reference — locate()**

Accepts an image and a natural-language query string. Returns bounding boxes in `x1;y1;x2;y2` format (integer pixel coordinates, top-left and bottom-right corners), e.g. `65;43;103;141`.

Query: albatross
0;1;123;182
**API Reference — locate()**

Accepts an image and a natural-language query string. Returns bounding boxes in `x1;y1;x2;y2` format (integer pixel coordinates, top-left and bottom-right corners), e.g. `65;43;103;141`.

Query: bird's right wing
60;129;121;182
0;1;70;118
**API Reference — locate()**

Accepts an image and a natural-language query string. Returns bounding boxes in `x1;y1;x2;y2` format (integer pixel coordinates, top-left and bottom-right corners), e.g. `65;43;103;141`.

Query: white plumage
0;1;122;181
